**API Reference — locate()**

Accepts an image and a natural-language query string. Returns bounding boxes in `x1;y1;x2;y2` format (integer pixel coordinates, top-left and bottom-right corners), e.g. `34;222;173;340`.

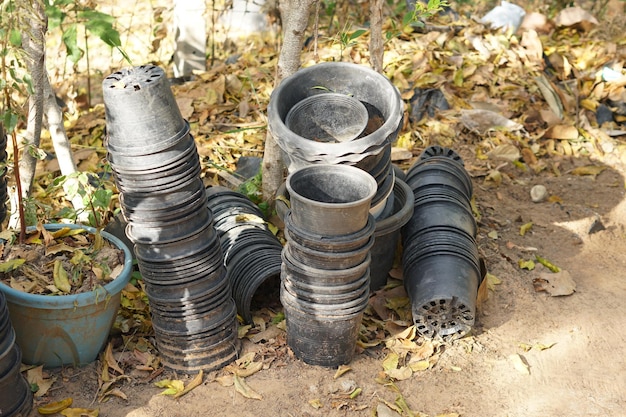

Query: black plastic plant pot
402;197;477;240
113;158;202;193
284;211;375;253
0;343;19;379
103;65;186;152
107;129;195;169
370;179;414;291
125;206;212;244
151;296;236;337
418;145;465;165
409;183;472;210
0;353;33;417
157;333;240;373
282;249;370;287
149;283;232;320
282;272;369;305
280;280;370;317
283;303;364;367
286;164;378;236
285;93;369;143
403;253;481;340
136;237;222;274
120;181;205;215
406;164;473;202
231;254;282;324
133;223;219;263
282;264;369;296
142;268;229;305
267;62;403;163
284;236;374;270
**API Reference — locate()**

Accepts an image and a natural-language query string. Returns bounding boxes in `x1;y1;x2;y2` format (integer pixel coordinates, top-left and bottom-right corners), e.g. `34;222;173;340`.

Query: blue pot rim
0;223;133;309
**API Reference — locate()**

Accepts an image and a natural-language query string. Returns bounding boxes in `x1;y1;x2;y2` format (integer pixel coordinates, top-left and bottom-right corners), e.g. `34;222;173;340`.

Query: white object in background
479;1;526;34
173;0;207;78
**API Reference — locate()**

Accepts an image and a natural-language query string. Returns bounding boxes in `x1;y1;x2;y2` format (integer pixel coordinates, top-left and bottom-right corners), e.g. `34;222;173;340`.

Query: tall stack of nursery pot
267;62;404;219
102;65;239;372
402;146;481;340
0;291;32;417
206;186;283;324
281;165;377;367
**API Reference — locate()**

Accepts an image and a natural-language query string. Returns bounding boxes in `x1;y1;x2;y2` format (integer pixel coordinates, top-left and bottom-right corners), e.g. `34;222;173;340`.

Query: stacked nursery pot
267;62;403;218
281;165;377;366
402;146;481;340
103;65;239;372
206;186;283;324
0;291;33;417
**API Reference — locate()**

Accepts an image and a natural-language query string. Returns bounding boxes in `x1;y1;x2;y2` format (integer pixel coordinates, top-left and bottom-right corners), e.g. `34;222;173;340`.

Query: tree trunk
17;0;45;198
369;0;385;73
261;0;316;201
11;0;86;228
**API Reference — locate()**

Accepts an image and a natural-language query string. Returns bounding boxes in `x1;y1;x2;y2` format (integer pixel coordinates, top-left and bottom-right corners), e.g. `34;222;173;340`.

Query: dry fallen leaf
334;365;352;379
509;354;530;375
26;365;56;397
174;371;204;399
60;408;99;417
233;374;263;400
533;270;576;296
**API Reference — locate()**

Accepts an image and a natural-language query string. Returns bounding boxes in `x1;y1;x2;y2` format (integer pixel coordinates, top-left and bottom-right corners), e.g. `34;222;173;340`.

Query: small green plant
47;172;115;229
335;22;367;61
238;169;270;217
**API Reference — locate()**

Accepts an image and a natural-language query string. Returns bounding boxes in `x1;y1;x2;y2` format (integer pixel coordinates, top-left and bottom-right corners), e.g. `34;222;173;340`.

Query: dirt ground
29;147;626;417
16;1;626;416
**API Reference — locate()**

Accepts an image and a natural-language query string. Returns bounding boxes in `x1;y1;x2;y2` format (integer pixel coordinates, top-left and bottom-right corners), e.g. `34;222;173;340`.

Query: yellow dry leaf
154;379;185;396
382;352;400;372
386;366;413;381
53;260;71;293
309;399;323;409
570;165;606;178
436;413;460;417
233;374;263;400
408;360;430;372
535;342;556;351
0;258;25;272
334;365;352;379
26;365;56;397
174;370;204;399
60;408;99;417
519;222;533;236
486;273;502;291
103;343;124;375
509;354;530;375
215;374;234;387
518;259;536;270
519;342;533;352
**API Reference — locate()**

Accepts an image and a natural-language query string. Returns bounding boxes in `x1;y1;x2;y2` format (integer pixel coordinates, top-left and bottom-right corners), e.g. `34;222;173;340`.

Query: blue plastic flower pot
0;224;133;368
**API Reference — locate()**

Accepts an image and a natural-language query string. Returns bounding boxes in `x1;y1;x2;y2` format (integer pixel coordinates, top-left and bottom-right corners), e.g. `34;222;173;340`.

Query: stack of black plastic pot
267;62;403;218
0;291;32;417
280;164;377;367
103;65;239;372
0;123;8;223
401;146;481;340
206;186;283;324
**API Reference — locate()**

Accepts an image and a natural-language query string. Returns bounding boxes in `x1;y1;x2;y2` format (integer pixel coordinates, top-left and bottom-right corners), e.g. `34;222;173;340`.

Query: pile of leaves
0;225;125;295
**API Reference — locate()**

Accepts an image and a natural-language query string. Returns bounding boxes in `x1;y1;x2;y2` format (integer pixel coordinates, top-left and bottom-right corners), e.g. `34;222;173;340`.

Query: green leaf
518;259;536;270
9;29;21;47
92;189;112;209
2;111;18;133
535;255;560;273
0;259;25;273
349;29;367;41
62;24;84;64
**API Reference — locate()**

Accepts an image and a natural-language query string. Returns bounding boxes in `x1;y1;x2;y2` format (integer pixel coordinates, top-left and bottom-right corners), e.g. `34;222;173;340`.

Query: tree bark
261;0;316;201
369;0;385;73
11;0;85;228
18;0;45;198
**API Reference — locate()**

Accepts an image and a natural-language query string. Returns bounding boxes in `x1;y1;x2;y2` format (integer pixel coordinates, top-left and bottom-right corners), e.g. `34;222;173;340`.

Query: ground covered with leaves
12;0;626;416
